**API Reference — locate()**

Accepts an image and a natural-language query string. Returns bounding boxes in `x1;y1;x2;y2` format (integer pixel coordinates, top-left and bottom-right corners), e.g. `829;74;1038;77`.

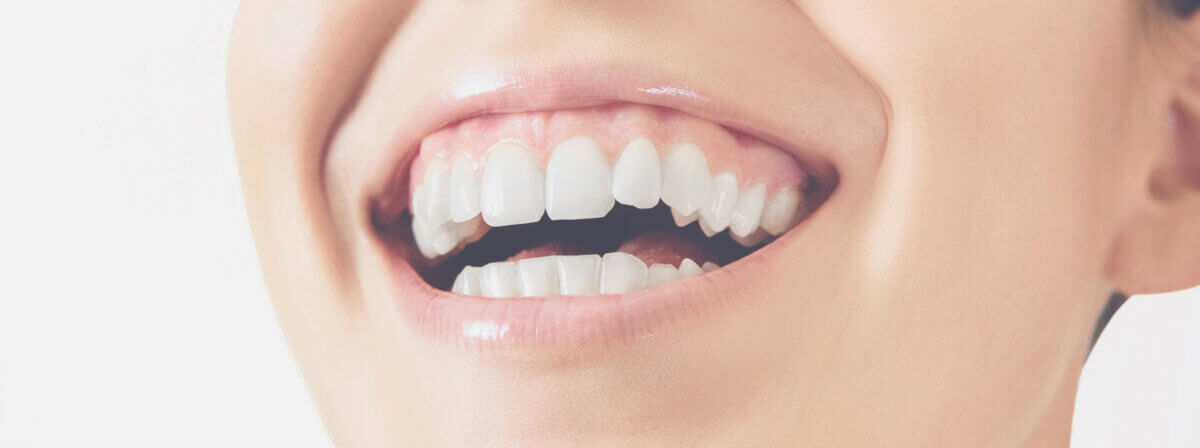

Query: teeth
412;217;460;258
678;258;703;277
451;266;481;295
455;216;485;244
480;143;545;227
517;256;560;296
760;187;802;236
417;159;452;226
556;254;602;295
545;136;615;220
645;263;684;288
672;207;699;227
600;252;648;294
729;184;766;238
453;253;721;297
479;261;521;298
731;228;768;247
660;143;713;216
699;171;738;233
611;137;662;209
448;155;482;223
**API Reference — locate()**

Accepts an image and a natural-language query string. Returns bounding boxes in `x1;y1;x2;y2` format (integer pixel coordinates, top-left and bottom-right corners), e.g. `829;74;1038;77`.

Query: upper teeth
452;253;715;298
410;135;806;259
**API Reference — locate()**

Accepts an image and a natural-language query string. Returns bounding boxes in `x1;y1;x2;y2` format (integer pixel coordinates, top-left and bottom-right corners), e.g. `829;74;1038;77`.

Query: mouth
372;97;838;345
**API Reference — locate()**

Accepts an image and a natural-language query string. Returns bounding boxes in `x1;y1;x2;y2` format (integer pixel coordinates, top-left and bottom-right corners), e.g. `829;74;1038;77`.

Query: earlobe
1105;97;1200;294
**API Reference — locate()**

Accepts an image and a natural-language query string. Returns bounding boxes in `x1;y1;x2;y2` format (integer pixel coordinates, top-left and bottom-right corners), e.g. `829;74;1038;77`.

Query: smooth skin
229;1;1200;446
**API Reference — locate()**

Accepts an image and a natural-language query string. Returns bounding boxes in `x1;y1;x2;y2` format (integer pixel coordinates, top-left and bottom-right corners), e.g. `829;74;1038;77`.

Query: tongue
506;230;713;266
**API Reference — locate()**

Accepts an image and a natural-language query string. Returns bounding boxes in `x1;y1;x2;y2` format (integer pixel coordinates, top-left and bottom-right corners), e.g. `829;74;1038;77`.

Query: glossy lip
370;66;842;349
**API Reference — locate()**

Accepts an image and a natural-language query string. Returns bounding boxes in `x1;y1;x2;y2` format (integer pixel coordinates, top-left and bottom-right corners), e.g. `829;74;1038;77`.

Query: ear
1105;62;1200;294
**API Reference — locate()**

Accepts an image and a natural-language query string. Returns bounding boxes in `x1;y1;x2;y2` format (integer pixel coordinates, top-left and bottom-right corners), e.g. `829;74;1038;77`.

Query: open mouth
374;103;833;299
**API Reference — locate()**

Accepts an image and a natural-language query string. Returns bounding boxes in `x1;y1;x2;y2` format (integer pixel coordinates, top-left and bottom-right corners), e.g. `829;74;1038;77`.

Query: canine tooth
672;208;698;227
480;143;545;227
600;252;648;294
411;218;440;259
451;266;481;295
699;171;737;232
516;256;560;297
731;229;768;247
412;217;459;258
545;136;614;220
645;263;684;287
430;224;460;255
678;258;703;277
418;159;451;226
701;261;719;273
660;143;713;215
611;137;662;209
479;261;521;298
555;255;601;295
730;184;766;237
760;187;802;235
699;219;721;237
448;155;482;223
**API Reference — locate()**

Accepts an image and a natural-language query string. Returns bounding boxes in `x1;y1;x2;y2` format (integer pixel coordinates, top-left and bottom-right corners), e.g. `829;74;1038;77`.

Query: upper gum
410;103;808;195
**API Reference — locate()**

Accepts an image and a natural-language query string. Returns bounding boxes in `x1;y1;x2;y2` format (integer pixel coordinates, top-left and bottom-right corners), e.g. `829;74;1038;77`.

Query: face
229;1;1200;446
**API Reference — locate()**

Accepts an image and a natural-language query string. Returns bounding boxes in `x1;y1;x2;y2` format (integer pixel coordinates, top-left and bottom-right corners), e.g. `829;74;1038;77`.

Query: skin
229;1;1200;446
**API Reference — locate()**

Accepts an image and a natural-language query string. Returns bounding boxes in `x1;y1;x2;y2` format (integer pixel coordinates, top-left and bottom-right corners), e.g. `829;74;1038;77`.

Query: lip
368;66;846;349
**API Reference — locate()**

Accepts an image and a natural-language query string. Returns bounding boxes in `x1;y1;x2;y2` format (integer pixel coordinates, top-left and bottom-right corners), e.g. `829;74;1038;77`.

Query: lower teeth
451;253;718;298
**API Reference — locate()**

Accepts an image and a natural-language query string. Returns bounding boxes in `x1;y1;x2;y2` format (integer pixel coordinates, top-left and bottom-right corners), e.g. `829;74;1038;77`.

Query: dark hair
1165;0;1200;16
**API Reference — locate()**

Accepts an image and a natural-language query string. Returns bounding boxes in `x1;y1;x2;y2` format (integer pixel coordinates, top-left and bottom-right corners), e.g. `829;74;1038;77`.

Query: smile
366;68;864;347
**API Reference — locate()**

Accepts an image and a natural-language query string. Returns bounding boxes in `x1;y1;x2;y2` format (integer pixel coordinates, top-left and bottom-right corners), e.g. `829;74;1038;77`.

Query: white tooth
701;261;720;273
659;143;713;215
645;263;684;287
411;217;440;259
731;229;768;247
412;217;460;258
455;216;485;244
555;254;601;295
729;184;766;238
419;159;451;226
699;219;720;237
611;137;662;209
672;208;698;227
452;266;481;295
678;258;703;277
760;187;803;236
699;171;737;233
600;252;648;294
545;136;614;220
516;256;560;297
480;143;545;227
479;261;521;298
448;155;482;223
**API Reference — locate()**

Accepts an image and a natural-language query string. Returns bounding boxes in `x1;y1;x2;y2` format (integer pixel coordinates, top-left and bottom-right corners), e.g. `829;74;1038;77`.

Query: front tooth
660;143;713;215
448;155;482;223
479;261;521;298
418;159;451;226
451;266;481;295
480;143;545;227
672;208;698;227
729;184;766;238
545;136;615;220
698;171;738;232
678;258;703;277
701;261;720;273
760;187;803;236
555;254;601;295
645;263;684;287
731;229;768;247
611;137;662;209
516;256;560;297
600;252;648;294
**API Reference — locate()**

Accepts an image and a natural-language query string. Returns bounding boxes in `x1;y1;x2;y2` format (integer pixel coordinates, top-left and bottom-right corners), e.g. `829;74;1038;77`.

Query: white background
0;2;1196;446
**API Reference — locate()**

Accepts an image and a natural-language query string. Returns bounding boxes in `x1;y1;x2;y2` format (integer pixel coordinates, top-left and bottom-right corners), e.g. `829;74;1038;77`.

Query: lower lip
384;217;810;350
